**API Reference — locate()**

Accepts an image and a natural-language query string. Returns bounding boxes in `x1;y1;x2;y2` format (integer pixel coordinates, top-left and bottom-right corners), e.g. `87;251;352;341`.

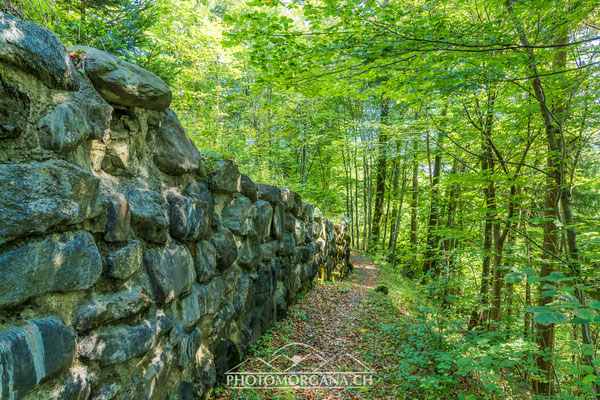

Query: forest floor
212;252;527;400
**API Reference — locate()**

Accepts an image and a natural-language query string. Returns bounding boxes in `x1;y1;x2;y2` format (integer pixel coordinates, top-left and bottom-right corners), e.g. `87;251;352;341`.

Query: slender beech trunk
384;150;400;252
367;150;374;250
388;142;402;250
371;96;390;247
469;139;494;330
525;216;533;338
362;145;369;250
423;131;443;279
409;138;419;271
389;153;408;267
353;142;361;249
441;159;459;267
342;145;352;244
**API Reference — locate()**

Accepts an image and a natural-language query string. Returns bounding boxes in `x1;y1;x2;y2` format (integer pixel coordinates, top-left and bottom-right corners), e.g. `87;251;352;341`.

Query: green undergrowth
356;255;535;400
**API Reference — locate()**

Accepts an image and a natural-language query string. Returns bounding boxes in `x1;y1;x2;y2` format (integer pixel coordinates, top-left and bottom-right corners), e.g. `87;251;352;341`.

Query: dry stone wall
0;13;351;400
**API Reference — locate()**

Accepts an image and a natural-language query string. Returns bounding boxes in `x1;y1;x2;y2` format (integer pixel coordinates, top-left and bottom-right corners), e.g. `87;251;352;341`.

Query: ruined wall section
0;13;350;400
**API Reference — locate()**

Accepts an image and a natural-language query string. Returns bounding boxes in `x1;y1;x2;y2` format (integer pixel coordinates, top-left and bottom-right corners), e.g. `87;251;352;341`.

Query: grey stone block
0;231;102;307
78;315;173;365
67;45;171;110
0;161;100;246
126;188;169;244
144;243;196;304
0;318;75;399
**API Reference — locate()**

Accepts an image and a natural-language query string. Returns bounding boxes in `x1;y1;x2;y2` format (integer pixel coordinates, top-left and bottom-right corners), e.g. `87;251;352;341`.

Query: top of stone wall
1;12;171;112
0;13;79;91
68;46;172;111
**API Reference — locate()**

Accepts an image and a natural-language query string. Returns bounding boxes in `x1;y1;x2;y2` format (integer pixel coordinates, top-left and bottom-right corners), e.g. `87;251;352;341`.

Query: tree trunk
469;138;494;330
409;138;419;272
371;96;390;247
389;154;408;268
385;149;400;252
353;142;361;249
441;159;459;266
423;131;443;279
362;145;369;251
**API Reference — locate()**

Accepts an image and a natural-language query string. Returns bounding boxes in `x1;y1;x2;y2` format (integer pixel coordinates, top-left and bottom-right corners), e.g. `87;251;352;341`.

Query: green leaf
566;366;586;375
557;293;579;304
574;308;597;322
545;271;565;282
521;267;536;276
581;365;595;374
505;272;526;284
527;276;544;284
589;301;600;310
533;311;569;325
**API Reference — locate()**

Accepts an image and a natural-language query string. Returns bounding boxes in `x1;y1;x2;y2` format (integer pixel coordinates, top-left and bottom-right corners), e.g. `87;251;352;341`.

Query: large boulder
38;102;91;153
291;191;304;218
294;218;306;244
126;188;169;245
254;264;275;304
285;212;295;233
51;368;92;400
135;346;177;400
192;346;216;398
220;196;256;236
210;228;238;270
105;239;143;280
0;12;78;90
144;243;196;304
233;274;253;317
197;277;225;316
0;318;75;399
0;161;100;246
0;231;102;307
104;196;131;243
271;202;285;240
194;241;217;283
68;45;171;110
240;174;258;202
260;241;278;262
278;233;296;257
254;201;273;242
154;110;202;175
176;328;202;369
237;236;261;270
179;288;203;330
73;286;152;331
209;160;241;194
78;315;173;365
102;141;132;176
167;193;208;241
303;203;315;223
279;187;295;210
184;181;214;228
257;184;281;205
